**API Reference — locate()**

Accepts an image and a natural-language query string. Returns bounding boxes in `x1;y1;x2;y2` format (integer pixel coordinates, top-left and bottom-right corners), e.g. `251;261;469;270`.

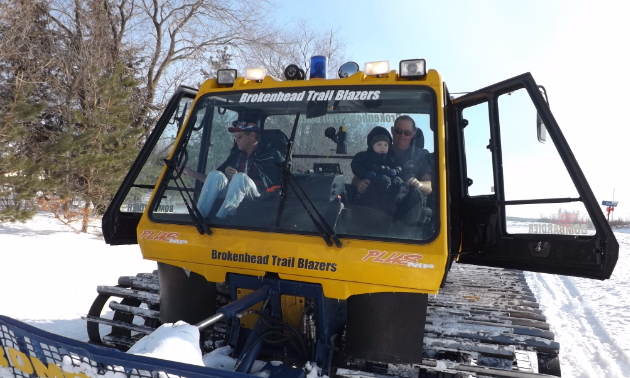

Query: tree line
0;0;346;232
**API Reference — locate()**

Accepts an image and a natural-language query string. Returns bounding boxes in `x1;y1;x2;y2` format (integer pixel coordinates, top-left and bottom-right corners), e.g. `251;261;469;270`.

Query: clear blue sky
273;0;630;218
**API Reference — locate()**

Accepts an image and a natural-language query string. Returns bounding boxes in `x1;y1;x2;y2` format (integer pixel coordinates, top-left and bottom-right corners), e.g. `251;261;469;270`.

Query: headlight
217;69;237;86
399;59;427;79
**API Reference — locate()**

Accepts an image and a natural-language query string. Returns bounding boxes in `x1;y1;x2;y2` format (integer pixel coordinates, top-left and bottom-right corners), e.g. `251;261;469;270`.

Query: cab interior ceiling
206;96;434;120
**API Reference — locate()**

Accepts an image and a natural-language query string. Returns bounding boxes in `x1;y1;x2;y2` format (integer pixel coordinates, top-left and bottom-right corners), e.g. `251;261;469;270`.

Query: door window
119;96;195;213
498;89;594;235
462;102;494;197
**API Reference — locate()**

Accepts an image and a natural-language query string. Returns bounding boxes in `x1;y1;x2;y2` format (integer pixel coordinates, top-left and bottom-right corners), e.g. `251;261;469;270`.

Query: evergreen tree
43;64;141;232
0;86;48;223
0;1;57;223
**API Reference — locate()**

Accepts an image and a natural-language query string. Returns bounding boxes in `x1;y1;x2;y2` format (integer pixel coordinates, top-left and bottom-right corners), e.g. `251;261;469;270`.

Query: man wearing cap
184;121;284;219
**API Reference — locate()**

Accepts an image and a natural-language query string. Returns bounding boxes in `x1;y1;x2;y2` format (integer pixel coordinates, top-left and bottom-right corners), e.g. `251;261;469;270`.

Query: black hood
366;126;392;149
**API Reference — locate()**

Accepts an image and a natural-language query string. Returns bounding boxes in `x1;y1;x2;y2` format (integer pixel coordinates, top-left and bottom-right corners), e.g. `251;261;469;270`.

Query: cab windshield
151;87;437;242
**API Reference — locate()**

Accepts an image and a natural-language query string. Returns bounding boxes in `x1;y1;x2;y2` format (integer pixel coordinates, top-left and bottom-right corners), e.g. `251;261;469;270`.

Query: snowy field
1;212;629;377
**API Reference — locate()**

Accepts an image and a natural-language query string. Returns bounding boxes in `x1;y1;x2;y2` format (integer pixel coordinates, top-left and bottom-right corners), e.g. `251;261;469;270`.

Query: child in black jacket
351;126;409;214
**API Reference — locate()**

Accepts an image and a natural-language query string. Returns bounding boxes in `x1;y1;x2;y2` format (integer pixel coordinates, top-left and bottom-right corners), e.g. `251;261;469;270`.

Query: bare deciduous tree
127;0;280;136
243;19;347;80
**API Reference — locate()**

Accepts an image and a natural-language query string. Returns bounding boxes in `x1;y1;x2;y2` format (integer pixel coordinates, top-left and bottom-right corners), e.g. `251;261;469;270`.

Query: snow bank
126;322;271;373
202;346;267;373
127;321;204;366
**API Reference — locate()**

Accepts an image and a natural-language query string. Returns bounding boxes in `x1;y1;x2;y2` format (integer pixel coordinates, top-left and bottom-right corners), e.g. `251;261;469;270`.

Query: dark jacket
389;145;431;182
217;143;284;189
351;149;401;180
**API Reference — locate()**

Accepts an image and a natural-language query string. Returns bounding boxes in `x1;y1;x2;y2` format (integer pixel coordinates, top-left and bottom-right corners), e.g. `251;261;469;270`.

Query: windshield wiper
274;112;341;247
163;157;211;236
286;171;342;248
276;113;300;226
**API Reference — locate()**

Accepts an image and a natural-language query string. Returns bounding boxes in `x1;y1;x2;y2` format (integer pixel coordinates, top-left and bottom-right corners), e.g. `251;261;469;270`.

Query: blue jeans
197;171;260;219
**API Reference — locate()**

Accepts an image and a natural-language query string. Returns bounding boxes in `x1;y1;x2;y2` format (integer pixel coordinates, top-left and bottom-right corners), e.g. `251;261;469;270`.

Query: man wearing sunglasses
352;115;432;233
184;121;284;219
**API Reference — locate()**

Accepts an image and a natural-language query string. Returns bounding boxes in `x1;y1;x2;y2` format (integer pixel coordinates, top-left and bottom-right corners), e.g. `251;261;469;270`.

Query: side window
200;109;238;175
462;103;494;196
153;104;238;216
498;89;594;235
119;96;194;213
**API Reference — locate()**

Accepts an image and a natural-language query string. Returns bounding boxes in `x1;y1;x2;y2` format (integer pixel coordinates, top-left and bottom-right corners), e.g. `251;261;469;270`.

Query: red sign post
602;201;618;221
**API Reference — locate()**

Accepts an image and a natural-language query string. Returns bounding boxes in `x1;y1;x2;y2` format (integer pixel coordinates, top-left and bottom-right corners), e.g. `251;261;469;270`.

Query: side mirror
536;113;547;143
536;85;549;144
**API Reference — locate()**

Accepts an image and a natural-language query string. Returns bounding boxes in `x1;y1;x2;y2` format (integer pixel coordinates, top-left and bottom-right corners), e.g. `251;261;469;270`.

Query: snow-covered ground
1;212;629;377
525;230;630;378
0;212;156;340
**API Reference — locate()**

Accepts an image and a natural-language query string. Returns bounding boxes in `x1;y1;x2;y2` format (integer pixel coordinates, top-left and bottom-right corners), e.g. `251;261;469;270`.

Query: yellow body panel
137;69;450;300
280;295;305;331
236;288;262;329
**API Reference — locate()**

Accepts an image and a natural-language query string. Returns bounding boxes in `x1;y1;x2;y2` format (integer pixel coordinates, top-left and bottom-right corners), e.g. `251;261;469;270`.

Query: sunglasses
393;128;414;136
234;134;246;139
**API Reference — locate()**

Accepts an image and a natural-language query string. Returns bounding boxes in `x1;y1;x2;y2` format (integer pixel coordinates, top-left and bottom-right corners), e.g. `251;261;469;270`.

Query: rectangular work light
244;68;266;81
364;61;390;76
399;59;427;79
217;69;237;86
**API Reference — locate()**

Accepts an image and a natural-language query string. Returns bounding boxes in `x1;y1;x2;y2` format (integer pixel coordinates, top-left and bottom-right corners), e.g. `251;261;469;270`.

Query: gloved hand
384;167;398;178
392;176;404;186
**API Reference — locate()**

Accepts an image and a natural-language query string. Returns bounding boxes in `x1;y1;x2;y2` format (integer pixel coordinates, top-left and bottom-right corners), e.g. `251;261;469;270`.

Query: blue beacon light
310;55;328;79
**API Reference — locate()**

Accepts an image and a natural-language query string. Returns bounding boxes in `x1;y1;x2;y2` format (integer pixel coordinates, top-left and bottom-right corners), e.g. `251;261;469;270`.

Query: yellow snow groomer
93;57;618;377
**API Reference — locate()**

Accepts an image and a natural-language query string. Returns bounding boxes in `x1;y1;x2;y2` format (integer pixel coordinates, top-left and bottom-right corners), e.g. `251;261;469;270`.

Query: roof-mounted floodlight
364;61;390;76
338;61;359;78
244;68;266;82
310;56;328;79
217;69;237;86
399;59;427;79
284;64;305;80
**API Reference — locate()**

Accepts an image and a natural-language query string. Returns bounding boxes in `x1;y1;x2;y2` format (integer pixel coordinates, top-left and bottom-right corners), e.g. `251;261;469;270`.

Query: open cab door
450;73;617;279
102;86;198;245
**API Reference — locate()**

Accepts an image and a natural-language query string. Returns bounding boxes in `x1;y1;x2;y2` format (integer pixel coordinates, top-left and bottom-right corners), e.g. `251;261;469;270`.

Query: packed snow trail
525;231;630;378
